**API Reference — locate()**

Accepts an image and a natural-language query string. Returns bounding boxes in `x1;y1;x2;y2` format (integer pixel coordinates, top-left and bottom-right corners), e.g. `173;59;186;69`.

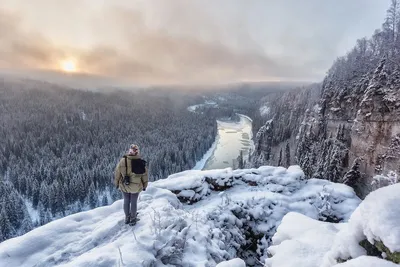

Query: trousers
122;192;139;218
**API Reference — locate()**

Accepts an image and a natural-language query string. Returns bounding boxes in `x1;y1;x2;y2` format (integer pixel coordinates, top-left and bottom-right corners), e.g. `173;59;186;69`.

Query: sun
60;59;77;73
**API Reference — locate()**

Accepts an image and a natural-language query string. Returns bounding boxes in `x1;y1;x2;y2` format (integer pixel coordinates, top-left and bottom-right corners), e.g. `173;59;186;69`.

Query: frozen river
202;115;253;170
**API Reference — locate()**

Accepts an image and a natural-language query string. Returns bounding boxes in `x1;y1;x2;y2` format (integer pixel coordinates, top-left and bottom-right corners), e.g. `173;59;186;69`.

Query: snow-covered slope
0;166;361;267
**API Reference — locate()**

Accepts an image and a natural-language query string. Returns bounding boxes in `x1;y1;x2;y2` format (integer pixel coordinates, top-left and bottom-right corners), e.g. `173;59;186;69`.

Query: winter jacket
114;155;149;193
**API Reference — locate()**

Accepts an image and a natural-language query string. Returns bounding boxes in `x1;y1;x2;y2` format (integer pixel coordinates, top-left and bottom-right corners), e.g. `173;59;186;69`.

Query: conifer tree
343;158;361;188
285;143;291;168
101;195;108;206
278;148;283;166
0;205;15;241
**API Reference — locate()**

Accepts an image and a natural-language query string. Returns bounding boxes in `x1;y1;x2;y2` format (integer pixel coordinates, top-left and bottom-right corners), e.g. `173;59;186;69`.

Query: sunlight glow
60;59;77;73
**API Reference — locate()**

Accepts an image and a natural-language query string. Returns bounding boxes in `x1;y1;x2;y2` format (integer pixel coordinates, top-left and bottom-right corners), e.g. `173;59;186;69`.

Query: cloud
0;0;390;85
0;7;315;84
93;7;307;82
0;10;57;69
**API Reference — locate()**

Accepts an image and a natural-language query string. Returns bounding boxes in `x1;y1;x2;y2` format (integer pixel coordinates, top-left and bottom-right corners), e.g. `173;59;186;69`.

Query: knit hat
128;144;140;156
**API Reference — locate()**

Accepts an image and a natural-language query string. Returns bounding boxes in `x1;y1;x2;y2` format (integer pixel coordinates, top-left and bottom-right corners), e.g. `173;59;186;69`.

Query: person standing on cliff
114;144;148;225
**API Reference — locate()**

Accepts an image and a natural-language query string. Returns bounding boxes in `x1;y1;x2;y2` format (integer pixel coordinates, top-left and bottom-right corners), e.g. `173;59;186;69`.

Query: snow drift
0;166;361;266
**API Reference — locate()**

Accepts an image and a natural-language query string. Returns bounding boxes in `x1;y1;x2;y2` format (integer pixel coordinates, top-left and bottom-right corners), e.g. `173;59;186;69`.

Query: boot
124;215;130;224
129;216;140;226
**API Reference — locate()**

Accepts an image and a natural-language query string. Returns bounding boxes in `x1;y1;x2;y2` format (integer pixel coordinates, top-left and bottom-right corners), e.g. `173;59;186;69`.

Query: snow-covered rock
216;258;246;267
265;184;400;267
155;166;360;264
0;166;361;267
265;212;345;267
153;166;360;221
323;183;400;266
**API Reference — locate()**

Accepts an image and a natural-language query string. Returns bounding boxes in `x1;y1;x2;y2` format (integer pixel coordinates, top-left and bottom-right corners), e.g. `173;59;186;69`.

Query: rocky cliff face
253;0;400;197
304;59;400;197
254;59;400;198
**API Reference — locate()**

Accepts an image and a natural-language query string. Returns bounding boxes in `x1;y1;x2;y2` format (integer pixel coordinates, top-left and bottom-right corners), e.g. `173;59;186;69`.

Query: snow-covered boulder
323;183;400;266
265;183;400;267
216;258;246;267
265;212;345;267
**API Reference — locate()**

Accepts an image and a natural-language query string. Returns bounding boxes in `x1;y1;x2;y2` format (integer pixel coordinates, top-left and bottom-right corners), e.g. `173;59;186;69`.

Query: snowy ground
24;200;40;224
0;166;364;267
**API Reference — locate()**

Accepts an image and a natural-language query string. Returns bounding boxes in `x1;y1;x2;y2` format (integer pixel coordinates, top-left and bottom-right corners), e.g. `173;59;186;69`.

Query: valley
1;1;400;266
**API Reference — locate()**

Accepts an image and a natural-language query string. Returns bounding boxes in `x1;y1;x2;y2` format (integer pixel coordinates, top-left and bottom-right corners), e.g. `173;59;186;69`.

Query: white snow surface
259;104;270;116
332;256;399;267
322;183;400;266
0;187;182;267
216;258;246;267
0;166;361;267
24;199;40;224
266;212;345;267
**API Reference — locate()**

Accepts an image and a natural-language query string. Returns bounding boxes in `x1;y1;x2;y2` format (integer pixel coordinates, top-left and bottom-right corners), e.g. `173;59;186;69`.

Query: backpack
130;158;147;174
124;156;147;175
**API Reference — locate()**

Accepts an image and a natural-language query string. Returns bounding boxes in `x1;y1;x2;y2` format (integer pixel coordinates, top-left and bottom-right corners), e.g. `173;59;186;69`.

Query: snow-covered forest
0;76;288;241
0;78;209;239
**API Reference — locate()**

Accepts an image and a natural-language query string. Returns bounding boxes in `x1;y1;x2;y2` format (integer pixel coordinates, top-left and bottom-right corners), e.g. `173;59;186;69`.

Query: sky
0;0;391;85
